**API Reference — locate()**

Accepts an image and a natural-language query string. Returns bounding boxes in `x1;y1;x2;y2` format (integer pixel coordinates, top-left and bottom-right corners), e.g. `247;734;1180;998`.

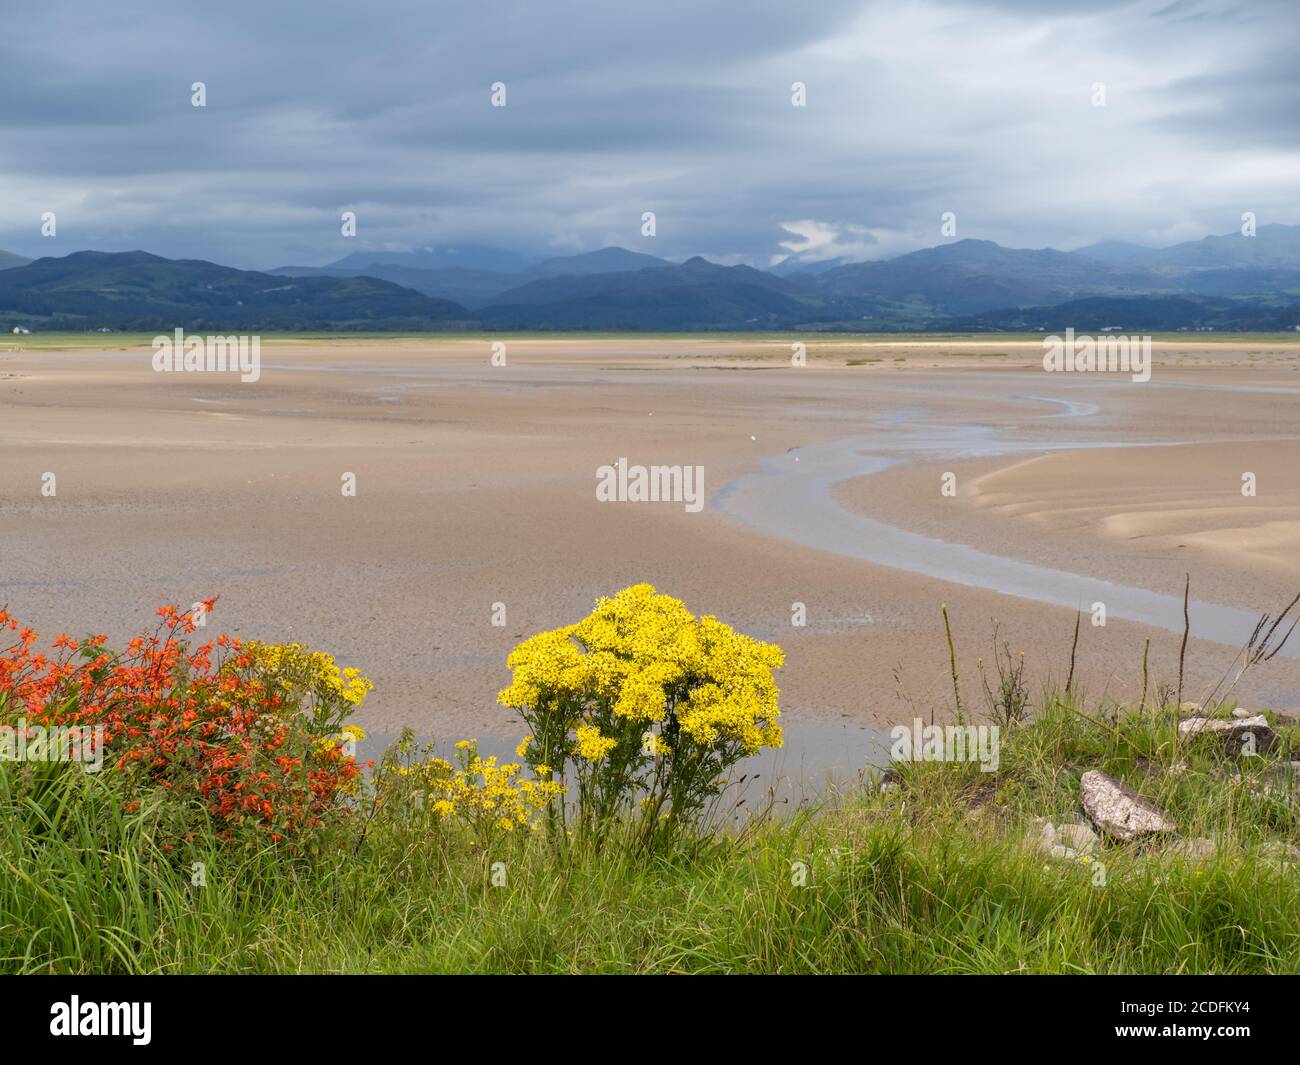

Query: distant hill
770;255;856;276
272;246;676;307
11;228;1300;332
325;244;532;274
472;256;825;329
488;256;803;307
0;249;31;271
269;261;527;308
481;284;814;330
952;294;1300;332
531;246;672;275
0;251;472;330
1144;224;1300;275
1076;225;1300;278
815;239;1170;315
1073;240;1156;264
1175;268;1300;298
481;258;819;329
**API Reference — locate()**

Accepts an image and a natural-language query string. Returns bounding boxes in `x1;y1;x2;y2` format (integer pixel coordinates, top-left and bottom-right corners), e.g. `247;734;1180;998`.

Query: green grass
3;694;1296;974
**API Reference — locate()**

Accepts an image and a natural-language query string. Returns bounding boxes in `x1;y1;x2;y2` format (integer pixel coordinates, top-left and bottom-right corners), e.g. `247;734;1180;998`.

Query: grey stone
1056;821;1100;855
1081;770;1177;841
1023;817;1056;853
1179;715;1277;757
1022;819;1089;862
1179;714;1268;734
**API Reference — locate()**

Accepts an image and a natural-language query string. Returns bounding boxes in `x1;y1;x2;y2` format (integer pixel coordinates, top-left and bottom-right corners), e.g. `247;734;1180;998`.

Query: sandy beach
3;336;1300;736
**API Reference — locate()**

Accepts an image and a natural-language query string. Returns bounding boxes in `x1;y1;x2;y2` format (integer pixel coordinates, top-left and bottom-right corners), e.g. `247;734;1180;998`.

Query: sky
1;0;1297;270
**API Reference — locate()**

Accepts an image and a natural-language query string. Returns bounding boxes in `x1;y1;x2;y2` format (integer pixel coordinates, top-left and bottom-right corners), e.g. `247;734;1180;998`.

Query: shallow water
356;719;893;814
713;392;1299;659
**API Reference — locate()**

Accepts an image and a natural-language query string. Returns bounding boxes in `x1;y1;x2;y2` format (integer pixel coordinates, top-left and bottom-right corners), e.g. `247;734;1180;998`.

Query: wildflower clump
374;731;563;843
0;601;371;846
499;583;783;838
244;641;373;720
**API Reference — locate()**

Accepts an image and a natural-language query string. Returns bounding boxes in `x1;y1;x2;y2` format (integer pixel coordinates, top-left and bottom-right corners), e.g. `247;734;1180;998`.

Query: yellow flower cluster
574;724;617;762
245;641;373;708
643;732;672;757
313;723;367;755
498;583;783;755
398;740;563;832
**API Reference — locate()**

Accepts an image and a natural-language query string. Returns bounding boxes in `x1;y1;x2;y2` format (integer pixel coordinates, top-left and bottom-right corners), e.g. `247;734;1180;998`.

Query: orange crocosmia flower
0;597;362;845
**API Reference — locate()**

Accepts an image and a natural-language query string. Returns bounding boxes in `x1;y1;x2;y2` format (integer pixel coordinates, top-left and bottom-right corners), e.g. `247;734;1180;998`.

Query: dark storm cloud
0;0;1296;268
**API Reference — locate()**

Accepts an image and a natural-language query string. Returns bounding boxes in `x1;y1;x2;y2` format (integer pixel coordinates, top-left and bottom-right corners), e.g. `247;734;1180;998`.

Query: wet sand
3;336;1300;735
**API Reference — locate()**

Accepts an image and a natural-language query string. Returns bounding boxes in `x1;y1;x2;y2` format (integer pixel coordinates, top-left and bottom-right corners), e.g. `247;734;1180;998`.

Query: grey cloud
0;0;1296;269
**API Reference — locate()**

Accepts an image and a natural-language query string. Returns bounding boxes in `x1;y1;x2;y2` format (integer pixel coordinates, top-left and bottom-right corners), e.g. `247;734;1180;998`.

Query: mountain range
3;226;1299;333
0;251;469;330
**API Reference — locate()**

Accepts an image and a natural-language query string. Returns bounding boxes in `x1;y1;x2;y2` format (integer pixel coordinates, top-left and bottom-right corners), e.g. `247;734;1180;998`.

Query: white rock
1179;715;1277;756
1080;770;1177;842
1179;714;1268;734
1056;821;1100;855
1023;818;1056;852
1022;819;1090;862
